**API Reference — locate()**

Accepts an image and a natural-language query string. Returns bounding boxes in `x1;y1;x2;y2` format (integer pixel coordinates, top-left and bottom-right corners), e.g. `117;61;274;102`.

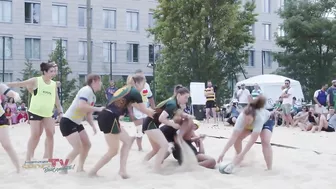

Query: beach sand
0;121;335;189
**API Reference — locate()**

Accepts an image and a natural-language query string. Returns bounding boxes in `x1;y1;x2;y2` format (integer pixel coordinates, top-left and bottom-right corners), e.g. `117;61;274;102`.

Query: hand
217;152;225;163
92;125;97;135
318;104;322;107
147;108;155;118
200;134;206;139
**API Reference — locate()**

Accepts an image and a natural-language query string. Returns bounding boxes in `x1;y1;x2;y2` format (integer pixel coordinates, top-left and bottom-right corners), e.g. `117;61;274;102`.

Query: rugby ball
218;163;234;174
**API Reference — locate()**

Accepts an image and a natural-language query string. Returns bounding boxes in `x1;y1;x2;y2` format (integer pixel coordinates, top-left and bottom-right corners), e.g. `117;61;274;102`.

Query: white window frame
52;38;67;58
263;0;271;13
247;50;255;67
103;9;116;29
25;37;41;60
78;6;92;28
126;11;139;31
262;50;273;68
52;4;67;26
0;0;12;23
0;36;13;59
127;43;139;63
148;44;161;63
78;41;87;61
277;25;285;37
148;12;155;28
103;41;116;63
249;24;254;36
263;23;271;41
24;1;40;24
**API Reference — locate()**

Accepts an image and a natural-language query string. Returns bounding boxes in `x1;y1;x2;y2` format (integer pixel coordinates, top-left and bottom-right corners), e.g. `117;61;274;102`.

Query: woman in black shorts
142;88;193;172
88;74;154;178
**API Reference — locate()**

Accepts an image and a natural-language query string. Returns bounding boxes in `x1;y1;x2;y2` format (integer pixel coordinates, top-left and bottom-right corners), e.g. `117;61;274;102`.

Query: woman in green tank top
7;62;62;161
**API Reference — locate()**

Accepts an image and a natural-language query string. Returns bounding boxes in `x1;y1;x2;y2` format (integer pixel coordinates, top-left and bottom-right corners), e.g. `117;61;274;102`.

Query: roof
236;74;300;86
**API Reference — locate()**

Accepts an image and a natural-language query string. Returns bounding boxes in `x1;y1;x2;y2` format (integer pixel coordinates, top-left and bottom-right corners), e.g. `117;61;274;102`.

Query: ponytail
126;75;135;86
244;95;266;118
126;73;145;86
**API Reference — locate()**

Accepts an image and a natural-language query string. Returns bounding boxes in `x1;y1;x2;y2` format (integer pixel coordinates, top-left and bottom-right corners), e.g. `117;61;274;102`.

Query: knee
208;158;217;169
160;142;169;151
83;141;92;150
31;131;43;140
108;147;119;157
45;129;55;138
261;140;271;149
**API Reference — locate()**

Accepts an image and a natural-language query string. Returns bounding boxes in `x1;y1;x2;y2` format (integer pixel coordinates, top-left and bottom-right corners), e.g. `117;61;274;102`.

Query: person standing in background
327;80;336;109
204;81;217;125
237;84;251;107
251;83;262;100
105;80;118;102
280;79;294;127
314;84;328;115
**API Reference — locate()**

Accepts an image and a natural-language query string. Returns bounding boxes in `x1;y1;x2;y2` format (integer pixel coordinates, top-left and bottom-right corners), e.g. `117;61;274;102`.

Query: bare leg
196;154;216;169
297;122;307;131
42;118;55;159
133;119;143;151
143;136;160;162
77;130;91;172
260;129;273;170
118;127;135;179
63;132;82;174
234;130;251;155
316;115;328;132
0;127;20;173
26;120;43;161
211;108;217;124
205;108;210;123
88;134;120;177
145;129;169;172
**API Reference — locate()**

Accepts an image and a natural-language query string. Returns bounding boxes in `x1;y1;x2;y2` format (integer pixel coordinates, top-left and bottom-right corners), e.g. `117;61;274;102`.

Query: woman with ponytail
217;96;271;173
89;73;154;178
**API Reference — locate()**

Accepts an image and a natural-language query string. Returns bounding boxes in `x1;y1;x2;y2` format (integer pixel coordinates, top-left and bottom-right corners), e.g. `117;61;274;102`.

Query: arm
78;99;102;113
127;105;135;121
146;85;156;109
132;103;154;118
55;86;63;114
6;78;36;89
313;90;320;105
148;97;155;109
158;110;180;129
198;140;205;154
86;113;95;127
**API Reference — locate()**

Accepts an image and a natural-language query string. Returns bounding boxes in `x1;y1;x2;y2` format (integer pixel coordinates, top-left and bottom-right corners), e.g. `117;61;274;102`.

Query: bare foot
76;168;85;173
138;148;143;151
88;171;99;177
118;172;130;179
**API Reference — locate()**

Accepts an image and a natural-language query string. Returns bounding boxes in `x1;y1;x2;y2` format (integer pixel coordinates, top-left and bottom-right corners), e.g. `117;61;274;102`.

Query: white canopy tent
235;74;304;108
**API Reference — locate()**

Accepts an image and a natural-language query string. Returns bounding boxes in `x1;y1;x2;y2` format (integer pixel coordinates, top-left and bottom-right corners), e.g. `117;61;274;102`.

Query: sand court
0;121;335;189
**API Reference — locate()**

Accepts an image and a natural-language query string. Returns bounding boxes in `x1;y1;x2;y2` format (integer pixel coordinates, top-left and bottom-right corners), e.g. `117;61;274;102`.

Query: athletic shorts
97;109;121;134
142;117;160;132
28;111;45;121
281;104;291;115
206;100;216;109
133;107;147;120
172;140;198;165
262;119;275;132
322;125;335;132
227;116;237;125
59;117;85;137
160;125;178;143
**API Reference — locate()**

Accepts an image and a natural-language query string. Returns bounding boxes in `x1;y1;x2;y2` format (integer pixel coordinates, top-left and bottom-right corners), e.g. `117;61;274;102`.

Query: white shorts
315;104;328;114
135;125;143;138
133;107;147;120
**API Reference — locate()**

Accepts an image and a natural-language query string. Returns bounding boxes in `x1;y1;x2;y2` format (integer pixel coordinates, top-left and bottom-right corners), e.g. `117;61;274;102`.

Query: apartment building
0;0;284;83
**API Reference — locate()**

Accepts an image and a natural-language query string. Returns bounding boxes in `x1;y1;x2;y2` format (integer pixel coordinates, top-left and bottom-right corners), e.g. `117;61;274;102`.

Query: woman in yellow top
7;62;62;161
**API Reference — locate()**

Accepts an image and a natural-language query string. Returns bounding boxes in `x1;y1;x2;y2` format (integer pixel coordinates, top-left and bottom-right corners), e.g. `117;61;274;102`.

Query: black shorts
142;116;160;132
160;125;177;143
322;126;335;132
205;100;216;109
97;109;121;134
59;117;85;137
172;140;198;165
227;116;237;125
28;111;45;121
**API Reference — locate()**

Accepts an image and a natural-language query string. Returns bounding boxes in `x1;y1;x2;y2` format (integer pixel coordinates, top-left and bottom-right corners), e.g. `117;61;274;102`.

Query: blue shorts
262;119;275;132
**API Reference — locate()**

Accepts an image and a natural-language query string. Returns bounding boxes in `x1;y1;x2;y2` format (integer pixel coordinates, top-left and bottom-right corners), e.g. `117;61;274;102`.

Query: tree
149;0;257;103
49;40;77;110
274;0;336;100
18;60;40;106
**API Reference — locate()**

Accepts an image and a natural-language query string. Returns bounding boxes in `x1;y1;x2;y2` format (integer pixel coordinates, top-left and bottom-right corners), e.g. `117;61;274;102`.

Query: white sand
1;121;336;189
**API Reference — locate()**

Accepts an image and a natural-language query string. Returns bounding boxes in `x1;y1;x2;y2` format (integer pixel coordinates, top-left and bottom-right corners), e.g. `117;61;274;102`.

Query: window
0;73;12;82
262;51;273;68
249;24;255;36
279;0;286;9
25;38;41;59
263;24;271;40
277;26;285;37
246;50;254;66
263;0;270;13
126;11;139;31
103;42;116;63
103;9;116;29
25;2;40;24
78;41;87;60
52;5;67;26
0;0;12;22
78;7;92;27
0;36;12;59
78;74;86;86
52;39;67;58
149;44;161;63
148;13;155;28
127;43;139;63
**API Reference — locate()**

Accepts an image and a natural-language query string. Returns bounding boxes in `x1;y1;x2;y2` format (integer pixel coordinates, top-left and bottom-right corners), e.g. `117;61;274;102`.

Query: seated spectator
273;97;283;126
297;107;318;131
17;108;29;123
293;106;309;126
312;107;336;132
224;99;240;126
290;97;299;116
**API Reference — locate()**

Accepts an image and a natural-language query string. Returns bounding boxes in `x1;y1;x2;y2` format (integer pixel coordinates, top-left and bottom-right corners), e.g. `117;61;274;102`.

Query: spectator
293;106;309;127
105;80;118;102
225;99;240;126
327;80;336;109
297;107;317;131
290;97;299;116
236;84;251;107
17;108;28;123
314;84;328;115
204;81;217;124
312;107;336;132
5;97;18;124
251;83;262;100
280;79;294;127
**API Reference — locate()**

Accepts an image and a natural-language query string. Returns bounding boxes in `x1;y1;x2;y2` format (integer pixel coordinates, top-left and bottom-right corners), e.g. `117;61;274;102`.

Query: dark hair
40;62;55;73
285;79;290;83
244;96;266;117
174;84;183;92
293;97;296;100
175;87;189;95
7;97;14;103
134;69;143;74
87;74;101;85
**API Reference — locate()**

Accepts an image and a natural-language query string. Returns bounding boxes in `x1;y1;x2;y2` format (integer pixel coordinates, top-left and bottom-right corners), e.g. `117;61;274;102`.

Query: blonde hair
126;73;145;86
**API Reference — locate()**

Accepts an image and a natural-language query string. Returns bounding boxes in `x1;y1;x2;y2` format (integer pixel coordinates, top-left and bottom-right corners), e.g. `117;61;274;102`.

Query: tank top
29;76;56;117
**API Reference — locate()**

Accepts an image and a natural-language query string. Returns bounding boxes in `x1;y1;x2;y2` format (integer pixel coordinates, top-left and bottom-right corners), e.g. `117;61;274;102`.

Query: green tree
49;40;77;110
274;0;336;100
18;60;40;106
149;0;257;103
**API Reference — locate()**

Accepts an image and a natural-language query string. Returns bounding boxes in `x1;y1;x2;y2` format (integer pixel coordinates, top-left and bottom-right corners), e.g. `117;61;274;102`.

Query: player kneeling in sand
217;96;270;174
0;83;21;173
